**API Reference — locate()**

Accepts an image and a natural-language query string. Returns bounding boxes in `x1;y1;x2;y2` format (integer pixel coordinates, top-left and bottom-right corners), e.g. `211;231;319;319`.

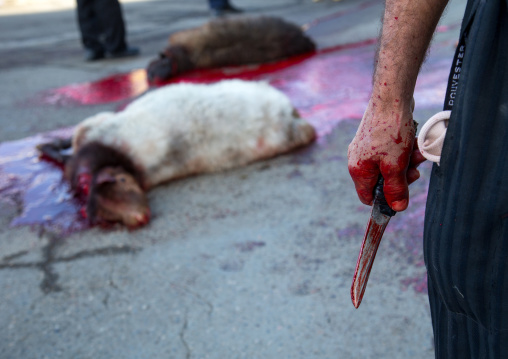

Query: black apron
424;0;508;357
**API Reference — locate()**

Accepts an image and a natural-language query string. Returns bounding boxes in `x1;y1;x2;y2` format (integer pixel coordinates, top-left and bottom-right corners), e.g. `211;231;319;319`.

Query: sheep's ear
95;170;117;185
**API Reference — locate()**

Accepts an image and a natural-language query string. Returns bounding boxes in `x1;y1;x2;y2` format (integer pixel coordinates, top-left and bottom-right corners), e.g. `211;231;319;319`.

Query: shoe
211;4;243;17
84;48;105;62
108;46;140;59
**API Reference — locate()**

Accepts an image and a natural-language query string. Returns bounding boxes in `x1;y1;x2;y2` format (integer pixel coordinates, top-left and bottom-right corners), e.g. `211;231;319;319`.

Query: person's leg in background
76;0;105;60
208;0;242;16
76;0;139;61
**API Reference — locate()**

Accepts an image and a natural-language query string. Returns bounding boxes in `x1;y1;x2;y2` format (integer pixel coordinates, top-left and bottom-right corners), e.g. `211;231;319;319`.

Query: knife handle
373;176;396;217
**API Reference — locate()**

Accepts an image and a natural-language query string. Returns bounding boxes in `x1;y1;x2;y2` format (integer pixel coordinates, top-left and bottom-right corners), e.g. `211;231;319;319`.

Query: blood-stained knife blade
351;176;396;308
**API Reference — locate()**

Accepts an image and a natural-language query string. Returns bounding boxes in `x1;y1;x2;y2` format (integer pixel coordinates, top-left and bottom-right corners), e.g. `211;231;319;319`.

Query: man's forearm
373;0;449;107
347;0;449;210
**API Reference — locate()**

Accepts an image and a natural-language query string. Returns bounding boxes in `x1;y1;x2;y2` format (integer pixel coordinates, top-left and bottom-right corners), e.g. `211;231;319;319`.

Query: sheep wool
72;80;316;188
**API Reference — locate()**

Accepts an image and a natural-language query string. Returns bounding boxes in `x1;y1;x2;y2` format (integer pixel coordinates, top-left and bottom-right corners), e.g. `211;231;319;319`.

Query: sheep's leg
37;137;73;164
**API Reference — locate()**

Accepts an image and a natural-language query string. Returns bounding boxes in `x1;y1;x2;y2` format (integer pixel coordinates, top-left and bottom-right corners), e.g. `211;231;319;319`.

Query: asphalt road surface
0;0;466;358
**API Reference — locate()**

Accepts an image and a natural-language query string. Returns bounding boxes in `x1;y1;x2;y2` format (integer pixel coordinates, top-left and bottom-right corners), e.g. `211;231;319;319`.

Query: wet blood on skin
80;206;88;219
76;173;92;197
390;133;404;145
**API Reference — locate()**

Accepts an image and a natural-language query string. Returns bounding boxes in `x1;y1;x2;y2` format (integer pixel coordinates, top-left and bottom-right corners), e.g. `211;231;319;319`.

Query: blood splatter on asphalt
0;31;453;295
0;127;90;234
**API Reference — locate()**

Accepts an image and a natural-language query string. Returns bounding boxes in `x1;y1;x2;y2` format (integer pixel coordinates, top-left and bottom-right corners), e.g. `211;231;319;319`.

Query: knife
351;176;396;308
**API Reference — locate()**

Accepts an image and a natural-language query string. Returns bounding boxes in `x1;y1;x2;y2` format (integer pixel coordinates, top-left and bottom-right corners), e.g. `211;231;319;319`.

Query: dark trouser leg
93;0;127;53
76;0;104;51
427;275;508;359
208;0;229;9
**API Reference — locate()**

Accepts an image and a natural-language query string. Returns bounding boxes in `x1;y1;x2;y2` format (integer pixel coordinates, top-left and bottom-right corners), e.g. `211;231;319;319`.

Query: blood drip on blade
351;215;390;308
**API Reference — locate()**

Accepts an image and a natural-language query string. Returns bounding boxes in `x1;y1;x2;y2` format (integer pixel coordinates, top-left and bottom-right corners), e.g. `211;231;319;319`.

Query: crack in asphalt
2;249;29;262
171;282;214;317
38;232;62;293
179;310;191;359
0;228;141;294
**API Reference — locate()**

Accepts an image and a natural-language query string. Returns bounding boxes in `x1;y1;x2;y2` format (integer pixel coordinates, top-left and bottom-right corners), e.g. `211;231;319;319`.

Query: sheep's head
87;166;150;228
147;46;194;84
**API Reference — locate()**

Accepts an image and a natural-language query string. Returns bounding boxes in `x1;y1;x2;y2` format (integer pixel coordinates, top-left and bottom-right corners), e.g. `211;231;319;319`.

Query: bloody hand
347;98;426;212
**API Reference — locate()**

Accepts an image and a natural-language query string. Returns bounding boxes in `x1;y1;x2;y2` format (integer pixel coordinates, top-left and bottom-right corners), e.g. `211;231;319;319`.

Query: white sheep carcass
38;80;316;227
73;79;316;189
